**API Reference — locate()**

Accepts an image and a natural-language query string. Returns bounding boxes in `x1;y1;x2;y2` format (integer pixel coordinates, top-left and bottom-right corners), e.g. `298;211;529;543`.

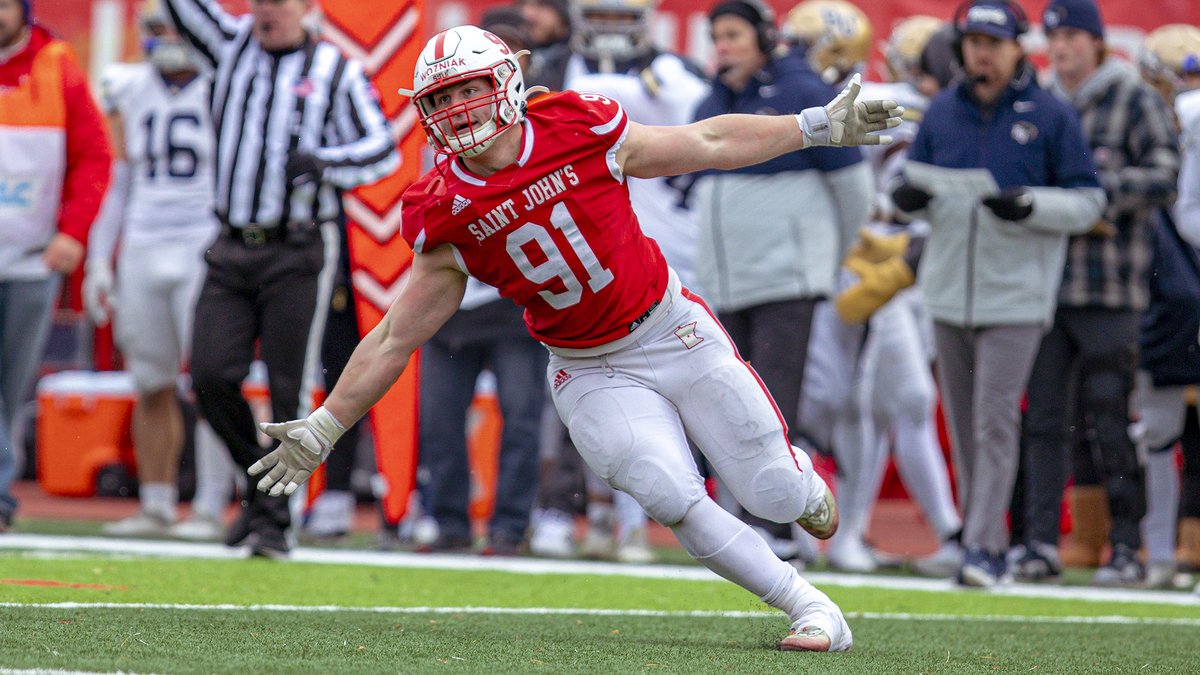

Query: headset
950;0;1030;64
712;0;779;55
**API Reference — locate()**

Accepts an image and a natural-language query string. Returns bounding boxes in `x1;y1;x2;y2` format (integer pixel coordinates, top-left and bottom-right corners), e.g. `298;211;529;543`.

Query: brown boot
1177;517;1200;572
1061;485;1110;568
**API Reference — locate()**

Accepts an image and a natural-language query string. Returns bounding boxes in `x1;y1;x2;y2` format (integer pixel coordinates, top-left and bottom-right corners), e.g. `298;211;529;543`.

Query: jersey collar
448;118;535;187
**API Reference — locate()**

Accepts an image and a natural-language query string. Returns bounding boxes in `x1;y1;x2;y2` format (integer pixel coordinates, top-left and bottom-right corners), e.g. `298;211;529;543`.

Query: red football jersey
401;90;669;349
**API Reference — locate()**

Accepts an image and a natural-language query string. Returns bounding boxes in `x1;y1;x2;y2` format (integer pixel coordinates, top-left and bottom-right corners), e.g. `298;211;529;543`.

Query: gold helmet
783;0;872;85
1139;24;1200;99
884;15;943;84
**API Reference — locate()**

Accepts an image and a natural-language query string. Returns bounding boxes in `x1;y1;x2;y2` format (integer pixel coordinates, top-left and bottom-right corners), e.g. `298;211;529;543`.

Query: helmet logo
427;30;463;64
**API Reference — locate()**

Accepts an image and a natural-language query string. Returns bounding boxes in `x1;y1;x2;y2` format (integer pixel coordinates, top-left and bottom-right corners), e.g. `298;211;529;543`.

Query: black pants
1021;307;1145;550
320;225;361;493
191;226;335;527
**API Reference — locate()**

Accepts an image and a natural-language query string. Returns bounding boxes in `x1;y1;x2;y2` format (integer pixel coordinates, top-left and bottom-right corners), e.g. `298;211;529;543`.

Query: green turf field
3;546;1199;673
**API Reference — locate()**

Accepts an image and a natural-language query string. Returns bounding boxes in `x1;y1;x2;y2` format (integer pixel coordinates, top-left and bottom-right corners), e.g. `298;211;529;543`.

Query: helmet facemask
415;61;522;158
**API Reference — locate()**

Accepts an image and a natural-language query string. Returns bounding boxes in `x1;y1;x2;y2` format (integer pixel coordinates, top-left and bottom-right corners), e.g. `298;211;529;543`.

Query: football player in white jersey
527;0;710;564
84;0;236;539
798;14;963;575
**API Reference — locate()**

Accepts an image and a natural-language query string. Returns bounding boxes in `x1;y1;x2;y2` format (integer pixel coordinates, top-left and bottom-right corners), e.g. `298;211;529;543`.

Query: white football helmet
139;0;196;74
570;0;658;71
400;25;530;158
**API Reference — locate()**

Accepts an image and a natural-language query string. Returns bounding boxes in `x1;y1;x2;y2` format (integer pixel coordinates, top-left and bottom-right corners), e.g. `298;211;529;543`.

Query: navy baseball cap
961;2;1024;40
1042;0;1104;39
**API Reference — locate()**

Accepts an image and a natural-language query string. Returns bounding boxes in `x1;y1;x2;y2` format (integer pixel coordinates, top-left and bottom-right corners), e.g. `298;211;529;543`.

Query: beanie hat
1042;0;1104;39
21;0;32;24
709;0;770;31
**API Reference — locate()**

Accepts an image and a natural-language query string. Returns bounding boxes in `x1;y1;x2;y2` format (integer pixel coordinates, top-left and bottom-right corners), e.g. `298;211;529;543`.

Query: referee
163;0;398;557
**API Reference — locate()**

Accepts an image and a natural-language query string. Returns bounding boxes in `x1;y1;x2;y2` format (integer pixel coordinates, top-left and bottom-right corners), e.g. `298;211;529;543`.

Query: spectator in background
517;0;571;89
1014;0;1178;587
163;0;398;558
84;0;236;541
893;0;1105;588
0;0;112;532
692;0;872;561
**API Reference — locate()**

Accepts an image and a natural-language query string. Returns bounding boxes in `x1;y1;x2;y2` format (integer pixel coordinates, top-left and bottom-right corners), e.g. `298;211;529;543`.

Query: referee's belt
221;222;313;247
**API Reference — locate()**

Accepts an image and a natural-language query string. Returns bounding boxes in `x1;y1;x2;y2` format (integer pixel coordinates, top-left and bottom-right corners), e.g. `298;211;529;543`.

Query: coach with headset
690;0;873;560
891;0;1105;588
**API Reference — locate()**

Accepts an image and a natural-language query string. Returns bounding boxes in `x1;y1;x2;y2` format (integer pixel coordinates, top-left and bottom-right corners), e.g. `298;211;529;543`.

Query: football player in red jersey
250;24;900;652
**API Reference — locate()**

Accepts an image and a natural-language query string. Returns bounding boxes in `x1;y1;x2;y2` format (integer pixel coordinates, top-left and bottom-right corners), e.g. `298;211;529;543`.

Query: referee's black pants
191;223;337;536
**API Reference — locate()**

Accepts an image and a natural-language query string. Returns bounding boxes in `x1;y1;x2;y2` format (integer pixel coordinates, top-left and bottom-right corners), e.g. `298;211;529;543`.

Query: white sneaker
615;527;655;564
1144;561;1176;589
411;515;440;547
827;536;878;573
912;541;964;578
529;509;575;558
168;512;224;540
102;511;171;537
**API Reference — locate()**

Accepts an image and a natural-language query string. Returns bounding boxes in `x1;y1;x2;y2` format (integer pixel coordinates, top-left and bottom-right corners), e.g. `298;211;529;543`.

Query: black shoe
415;533;473;553
1012;543;1063;581
0;510;12;533
481;533;524;557
224;500;255;547
1092;544;1144;586
250;525;291;560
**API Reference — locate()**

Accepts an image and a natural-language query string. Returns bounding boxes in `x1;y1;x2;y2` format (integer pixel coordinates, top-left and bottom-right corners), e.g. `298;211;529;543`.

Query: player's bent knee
741;456;810;523
618;455;705;526
567;389;636;481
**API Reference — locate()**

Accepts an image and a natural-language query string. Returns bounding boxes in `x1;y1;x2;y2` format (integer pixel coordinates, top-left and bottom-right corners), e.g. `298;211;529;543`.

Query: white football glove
798;73;903;148
82;259;116;326
250;406;346;496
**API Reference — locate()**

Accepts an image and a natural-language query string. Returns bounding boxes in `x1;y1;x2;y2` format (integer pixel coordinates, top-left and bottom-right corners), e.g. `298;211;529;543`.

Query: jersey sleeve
553;90;630;182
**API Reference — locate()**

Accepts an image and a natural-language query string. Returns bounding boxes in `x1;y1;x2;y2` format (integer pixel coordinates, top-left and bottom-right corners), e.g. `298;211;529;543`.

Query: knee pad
743;455;809;523
689;363;785;461
568;390;704;527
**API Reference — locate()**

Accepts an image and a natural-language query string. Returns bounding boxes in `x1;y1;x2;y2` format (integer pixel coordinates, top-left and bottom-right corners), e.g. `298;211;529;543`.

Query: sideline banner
317;0;425;525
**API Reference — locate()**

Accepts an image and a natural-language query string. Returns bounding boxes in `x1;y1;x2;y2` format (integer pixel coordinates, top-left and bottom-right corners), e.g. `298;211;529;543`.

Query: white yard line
2;601;1199;627
2;533;1196;607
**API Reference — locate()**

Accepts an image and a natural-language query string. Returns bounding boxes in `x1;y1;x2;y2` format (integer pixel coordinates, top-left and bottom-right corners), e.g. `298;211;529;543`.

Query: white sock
140;482;177;521
892;412;961;539
1143;449;1179;564
191;420;235;519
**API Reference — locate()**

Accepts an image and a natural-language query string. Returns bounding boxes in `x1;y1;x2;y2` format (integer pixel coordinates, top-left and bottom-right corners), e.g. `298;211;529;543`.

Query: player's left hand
250;406;346;496
799;74;903;148
285;151;328;187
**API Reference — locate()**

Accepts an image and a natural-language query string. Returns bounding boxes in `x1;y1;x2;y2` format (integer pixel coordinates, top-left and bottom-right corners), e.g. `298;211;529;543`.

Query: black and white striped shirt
164;0;398;228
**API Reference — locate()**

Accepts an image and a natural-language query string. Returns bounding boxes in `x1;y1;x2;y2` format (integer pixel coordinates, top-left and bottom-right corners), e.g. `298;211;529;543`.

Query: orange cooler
36;371;138;497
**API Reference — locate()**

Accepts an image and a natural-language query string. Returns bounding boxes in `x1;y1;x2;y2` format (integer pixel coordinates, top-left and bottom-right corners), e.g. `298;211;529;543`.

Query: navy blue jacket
692;50;860;176
910;64;1098;190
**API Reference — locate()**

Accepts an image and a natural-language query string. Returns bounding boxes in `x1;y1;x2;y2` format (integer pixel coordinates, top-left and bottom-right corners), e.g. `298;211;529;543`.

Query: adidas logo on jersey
451;194;471;215
552;369;572;391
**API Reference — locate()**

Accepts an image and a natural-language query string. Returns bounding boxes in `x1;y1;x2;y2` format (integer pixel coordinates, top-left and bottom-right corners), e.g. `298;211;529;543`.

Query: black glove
982;187;1034;221
891;182;933;213
285;151;328;186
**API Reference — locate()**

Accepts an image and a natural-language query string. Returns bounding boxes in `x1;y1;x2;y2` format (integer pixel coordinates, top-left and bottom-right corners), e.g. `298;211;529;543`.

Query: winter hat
1042;0;1104;39
21;0;32;24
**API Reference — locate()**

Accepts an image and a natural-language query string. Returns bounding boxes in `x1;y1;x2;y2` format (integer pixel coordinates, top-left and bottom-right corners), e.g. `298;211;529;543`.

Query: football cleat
796;474;839;540
780;624;833;652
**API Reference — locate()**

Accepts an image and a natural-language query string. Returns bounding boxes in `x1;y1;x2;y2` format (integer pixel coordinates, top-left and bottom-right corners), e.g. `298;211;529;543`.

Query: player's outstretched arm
250;246;468;496
621;73;901;180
